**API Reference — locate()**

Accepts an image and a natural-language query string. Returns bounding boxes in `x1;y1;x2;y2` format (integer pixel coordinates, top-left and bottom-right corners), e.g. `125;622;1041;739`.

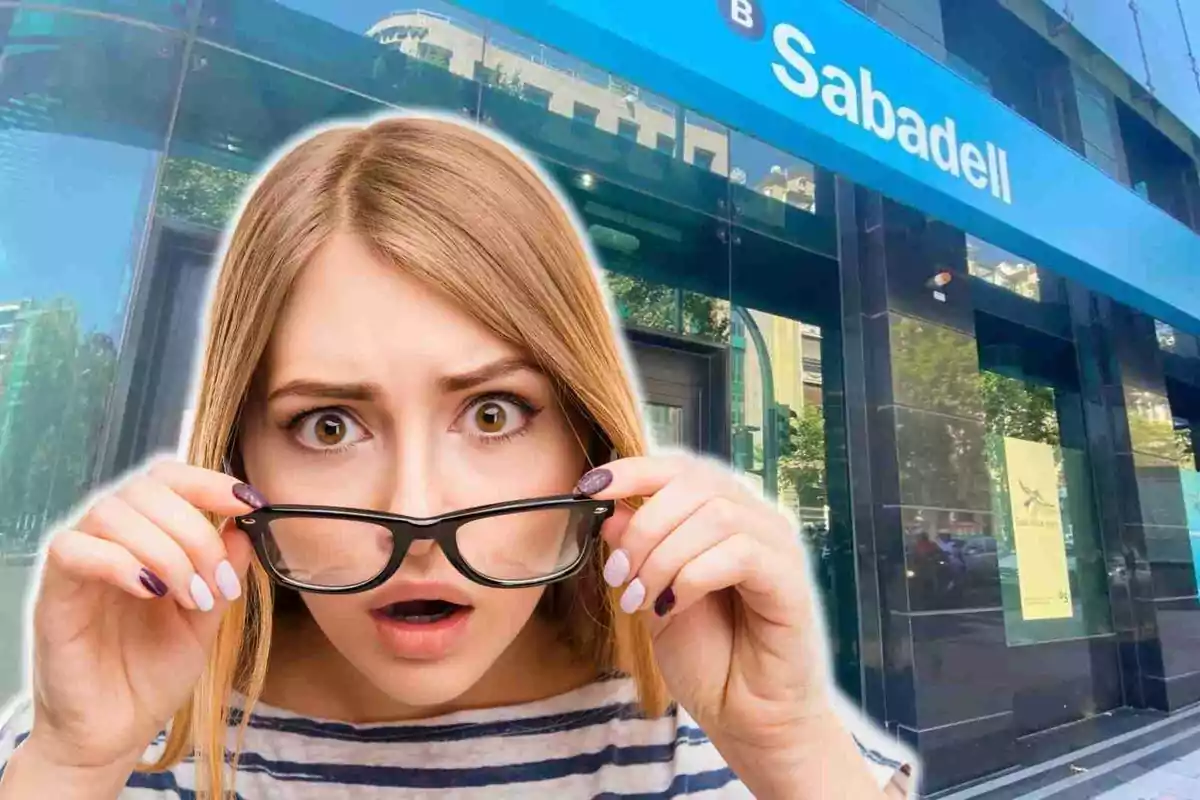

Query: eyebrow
266;357;541;403
438;357;542;392
266;380;383;404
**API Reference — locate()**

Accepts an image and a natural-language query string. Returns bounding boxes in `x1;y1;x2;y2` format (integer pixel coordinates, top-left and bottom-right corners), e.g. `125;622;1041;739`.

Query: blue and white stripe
0;675;908;797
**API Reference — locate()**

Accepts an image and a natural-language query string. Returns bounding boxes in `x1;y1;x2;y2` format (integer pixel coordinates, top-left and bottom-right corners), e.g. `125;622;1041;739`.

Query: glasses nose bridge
391;516;455;560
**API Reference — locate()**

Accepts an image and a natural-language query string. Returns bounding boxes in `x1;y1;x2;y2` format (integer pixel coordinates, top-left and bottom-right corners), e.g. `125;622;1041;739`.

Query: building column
1080;293;1200;711
837;181;1016;793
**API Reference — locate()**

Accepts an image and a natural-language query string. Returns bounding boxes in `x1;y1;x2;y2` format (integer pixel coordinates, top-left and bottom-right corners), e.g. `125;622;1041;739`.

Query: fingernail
138;568;168;598
654;586;676;617
190;574;215;612
214;560;241;601
620;578;645;614
575;468;612;497
603;549;631;587
232;482;267;509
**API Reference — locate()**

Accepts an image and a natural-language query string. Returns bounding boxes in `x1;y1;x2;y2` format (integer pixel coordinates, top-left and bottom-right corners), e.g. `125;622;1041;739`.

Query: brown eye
475;401;507;434
315;413;345;445
293;409;369;452
462;396;537;442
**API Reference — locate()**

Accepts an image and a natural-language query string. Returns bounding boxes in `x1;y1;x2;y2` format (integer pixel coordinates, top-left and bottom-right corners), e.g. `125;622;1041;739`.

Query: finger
119;476;241;603
605;468;743;584
615;496;741;615
656;532;797;627
575;454;692;500
143;458;265;517
185;520;254;642
599;501;634;547
42;529;170;601
79;495;212;612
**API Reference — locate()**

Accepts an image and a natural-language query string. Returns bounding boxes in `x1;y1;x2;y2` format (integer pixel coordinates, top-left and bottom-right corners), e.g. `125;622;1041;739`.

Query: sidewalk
1089;747;1200;800
934;705;1200;800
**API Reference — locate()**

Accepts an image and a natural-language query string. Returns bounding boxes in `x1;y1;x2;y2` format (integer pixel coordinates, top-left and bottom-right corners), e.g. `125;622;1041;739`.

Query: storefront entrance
629;335;724;456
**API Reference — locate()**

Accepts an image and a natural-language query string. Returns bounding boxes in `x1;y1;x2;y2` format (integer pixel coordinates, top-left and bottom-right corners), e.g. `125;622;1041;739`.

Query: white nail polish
215;560;241;601
189;574;215;612
603;549;631;587
620;578;646;614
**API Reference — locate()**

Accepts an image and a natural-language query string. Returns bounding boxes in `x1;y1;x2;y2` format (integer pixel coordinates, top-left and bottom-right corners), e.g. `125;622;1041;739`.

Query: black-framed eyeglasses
232;493;615;593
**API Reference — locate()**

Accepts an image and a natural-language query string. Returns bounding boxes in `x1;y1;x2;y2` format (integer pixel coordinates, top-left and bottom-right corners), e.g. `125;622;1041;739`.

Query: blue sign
455;0;1200;334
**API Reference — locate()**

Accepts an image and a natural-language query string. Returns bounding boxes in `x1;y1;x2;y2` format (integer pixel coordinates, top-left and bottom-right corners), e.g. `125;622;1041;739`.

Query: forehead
263;233;522;378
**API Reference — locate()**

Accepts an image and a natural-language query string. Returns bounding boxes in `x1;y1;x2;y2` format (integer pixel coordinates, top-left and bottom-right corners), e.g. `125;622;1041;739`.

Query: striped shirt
0;675;910;797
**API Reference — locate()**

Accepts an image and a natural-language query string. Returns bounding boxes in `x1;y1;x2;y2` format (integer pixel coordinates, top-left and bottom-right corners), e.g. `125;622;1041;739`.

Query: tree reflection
0;299;116;555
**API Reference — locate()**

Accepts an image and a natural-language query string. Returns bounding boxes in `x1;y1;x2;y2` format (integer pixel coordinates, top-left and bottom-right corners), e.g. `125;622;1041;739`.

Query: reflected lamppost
733;305;778;498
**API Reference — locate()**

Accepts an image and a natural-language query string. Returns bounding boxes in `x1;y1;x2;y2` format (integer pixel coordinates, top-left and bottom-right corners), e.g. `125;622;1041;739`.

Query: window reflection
475;22;729;216
889;314;985;418
604;272;730;344
733;312;826;527
479;26;677;147
200;0;485;112
0;8;183;704
979;373;1114;645
730;130;817;215
21;0;191;27
967;234;1040;301
1068;0;1147;85
1134;0;1200;135
1157;320;1179;352
1125;386;1192;466
0;9;179;545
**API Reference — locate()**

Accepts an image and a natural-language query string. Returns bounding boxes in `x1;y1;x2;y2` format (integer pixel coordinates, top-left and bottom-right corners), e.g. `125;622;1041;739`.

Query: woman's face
239;232;589;707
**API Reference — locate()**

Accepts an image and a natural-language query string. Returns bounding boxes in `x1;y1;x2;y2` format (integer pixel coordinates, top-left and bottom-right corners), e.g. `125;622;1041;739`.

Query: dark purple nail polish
232;482;267;509
575;468;612;497
654;586;676;617
139;568;168;598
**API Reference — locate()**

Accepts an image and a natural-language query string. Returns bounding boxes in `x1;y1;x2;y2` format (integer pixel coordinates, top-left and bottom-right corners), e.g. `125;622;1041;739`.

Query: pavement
1090;749;1200;800
932;702;1200;800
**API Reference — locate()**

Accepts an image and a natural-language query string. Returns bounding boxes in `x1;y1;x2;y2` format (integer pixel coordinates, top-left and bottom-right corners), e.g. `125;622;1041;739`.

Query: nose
384;433;446;559
381;420;448;515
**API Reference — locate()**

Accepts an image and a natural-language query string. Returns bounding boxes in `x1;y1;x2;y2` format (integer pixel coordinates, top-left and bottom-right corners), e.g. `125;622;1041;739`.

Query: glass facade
3;0;1200;793
0;0;851;703
1049;0;1200;137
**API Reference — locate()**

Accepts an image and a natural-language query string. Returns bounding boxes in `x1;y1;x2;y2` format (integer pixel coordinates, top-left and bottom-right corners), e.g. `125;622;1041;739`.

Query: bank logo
769;23;1015;205
719;0;765;40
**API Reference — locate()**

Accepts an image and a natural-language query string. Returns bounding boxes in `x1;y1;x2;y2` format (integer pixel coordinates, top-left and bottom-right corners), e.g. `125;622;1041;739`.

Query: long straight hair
147;112;667;797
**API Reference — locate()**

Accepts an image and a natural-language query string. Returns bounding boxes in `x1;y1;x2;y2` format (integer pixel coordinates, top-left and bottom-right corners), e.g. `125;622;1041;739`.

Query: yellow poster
1003;437;1073;620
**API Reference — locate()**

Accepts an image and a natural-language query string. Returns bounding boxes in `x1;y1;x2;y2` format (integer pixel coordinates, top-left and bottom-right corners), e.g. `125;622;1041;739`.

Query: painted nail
654;586;676;617
214;560;241;601
620;578;646;614
189;574;215;612
575;468;613;497
232;482;267;509
603;549;631;587
138;568;168;598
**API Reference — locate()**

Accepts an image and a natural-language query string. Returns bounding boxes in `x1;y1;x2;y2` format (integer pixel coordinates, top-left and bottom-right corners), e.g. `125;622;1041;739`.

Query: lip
367;580;476;661
370;605;474;661
368;580;475;612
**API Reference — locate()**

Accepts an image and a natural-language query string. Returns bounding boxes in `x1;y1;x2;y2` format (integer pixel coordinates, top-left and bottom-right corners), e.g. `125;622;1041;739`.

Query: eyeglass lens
260;506;595;588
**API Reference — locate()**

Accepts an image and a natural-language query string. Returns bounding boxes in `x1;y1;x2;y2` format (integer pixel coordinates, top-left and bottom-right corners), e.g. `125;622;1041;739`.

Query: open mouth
377;599;469;624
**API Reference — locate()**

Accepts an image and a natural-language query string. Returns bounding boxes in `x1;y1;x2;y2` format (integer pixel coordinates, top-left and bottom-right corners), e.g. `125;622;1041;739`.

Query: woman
0;113;912;798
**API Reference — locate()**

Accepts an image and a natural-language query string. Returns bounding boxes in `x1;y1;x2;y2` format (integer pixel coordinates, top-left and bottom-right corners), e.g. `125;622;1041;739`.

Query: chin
360;655;494;709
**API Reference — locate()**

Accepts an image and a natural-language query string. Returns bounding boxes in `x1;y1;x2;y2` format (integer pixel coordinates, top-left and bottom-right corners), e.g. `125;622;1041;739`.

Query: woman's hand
576;453;884;798
17;459;260;777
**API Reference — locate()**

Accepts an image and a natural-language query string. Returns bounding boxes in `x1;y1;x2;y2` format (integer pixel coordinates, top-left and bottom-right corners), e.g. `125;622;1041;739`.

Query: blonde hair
148;113;667;796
